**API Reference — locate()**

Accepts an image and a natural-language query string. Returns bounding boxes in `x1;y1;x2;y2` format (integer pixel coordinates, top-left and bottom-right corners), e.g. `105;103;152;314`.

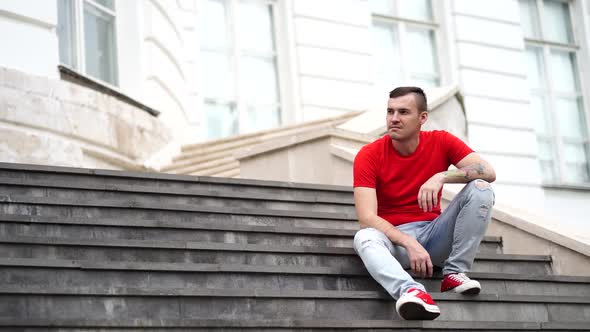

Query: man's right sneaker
395;287;440;320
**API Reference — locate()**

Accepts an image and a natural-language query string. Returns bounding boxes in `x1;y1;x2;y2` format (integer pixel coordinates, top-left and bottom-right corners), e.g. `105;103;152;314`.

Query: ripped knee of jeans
474;179;491;190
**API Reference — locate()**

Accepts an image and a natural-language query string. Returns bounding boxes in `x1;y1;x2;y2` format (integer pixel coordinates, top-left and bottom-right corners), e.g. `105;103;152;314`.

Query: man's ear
420;111;428;125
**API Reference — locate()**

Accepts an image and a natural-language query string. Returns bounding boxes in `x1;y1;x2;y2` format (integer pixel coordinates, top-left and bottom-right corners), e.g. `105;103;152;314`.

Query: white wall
141;0;201;144
451;0;543;191
290;0;374;121
0;0;60;78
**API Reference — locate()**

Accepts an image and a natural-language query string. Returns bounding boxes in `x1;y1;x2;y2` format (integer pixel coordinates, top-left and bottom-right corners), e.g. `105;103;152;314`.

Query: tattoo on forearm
444;163;485;180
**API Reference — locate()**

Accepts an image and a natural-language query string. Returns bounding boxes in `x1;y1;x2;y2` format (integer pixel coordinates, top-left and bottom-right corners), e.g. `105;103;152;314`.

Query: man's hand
403;236;433;278
417;173;444;212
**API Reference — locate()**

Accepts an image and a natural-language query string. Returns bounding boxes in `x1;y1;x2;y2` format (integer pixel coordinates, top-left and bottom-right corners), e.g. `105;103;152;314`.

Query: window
520;0;590;184
57;0;118;86
199;0;281;139
370;0;440;92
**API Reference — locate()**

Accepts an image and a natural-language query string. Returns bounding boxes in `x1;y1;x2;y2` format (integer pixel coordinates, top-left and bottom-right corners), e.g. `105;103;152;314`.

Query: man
353;87;496;320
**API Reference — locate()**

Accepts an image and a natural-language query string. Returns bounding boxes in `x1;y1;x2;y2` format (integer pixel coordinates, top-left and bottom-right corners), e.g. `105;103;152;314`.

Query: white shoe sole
396;296;440;320
452;280;481;294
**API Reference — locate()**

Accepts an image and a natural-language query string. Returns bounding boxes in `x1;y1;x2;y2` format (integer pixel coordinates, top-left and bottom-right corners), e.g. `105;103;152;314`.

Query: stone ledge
0;162;354;193
0;213;502;243
1;195;358;220
3;258;590;283
2;286;590;304
0;319;554;329
0;236;549;262
59;65;159;117
0;175;354;205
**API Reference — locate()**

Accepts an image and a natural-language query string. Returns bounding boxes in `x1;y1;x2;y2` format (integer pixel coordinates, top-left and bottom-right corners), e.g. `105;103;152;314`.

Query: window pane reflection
238;1;275;53
531;94;550;136
205;101;238;139
519;0;540;39
543;0;573;44
84;2;118;85
398;0;433;21
200;51;234;101
407;28;437;75
556;98;585;139
200;0;228;49
550;50;578;92
240;56;279;104
243;104;280;133
525;47;544;89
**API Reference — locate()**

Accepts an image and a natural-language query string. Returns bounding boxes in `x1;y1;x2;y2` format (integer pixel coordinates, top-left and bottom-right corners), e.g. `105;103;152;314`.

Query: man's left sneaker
440;272;481;294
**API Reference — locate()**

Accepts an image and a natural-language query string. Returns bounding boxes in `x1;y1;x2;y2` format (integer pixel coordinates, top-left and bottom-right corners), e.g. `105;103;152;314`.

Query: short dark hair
389;86;427;113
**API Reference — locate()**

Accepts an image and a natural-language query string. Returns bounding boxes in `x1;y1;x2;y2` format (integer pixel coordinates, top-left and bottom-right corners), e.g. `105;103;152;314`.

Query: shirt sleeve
443;131;474;166
353;145;378;188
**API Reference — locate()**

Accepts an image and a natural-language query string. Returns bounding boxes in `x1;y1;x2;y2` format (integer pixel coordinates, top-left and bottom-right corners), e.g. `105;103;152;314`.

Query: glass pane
410;76;438;88
531;94;550;135
519;0;540;39
205;101;238;138
93;0;114;10
563;143;590;183
243;104;280;133
550;50;578;91
398;0;433;21
240;56;279;104
407;28;437;75
556;98;586;139
543;0;573;43
525;47;544;89
372;22;402;87
370;0;396;16
538;140;557;182
200;51;234;100
84;3;118;85
199;0;228;49
57;0;76;68
238;1;275;53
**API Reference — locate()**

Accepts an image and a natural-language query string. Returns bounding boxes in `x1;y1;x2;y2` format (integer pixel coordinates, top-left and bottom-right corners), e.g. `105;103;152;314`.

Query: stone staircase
0;163;589;331
160;111;363;177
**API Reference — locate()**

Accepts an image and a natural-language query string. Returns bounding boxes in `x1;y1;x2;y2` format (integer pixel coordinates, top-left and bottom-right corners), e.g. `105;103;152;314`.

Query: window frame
369;0;442;88
57;0;119;87
198;0;284;139
522;0;590;184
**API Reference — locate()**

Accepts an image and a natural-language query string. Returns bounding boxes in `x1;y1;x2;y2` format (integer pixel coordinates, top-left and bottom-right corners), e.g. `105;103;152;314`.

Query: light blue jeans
353;180;495;299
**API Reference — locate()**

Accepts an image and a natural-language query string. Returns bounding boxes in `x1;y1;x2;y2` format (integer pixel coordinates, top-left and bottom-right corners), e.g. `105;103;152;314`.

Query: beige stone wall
0;67;173;170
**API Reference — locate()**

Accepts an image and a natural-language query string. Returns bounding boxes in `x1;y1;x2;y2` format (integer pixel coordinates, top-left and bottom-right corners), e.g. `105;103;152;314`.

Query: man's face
386;94;427;141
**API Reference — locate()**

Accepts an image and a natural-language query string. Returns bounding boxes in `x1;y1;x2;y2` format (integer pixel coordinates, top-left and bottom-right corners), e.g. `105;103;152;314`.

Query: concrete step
193;160;240;177
0;319;588;331
168;155;236;176
0;201;360;231
0;214;503;253
0;166;355;205
0;236;552;275
1;258;588;297
0;180;356;214
211;167;240;178
1;287;589;323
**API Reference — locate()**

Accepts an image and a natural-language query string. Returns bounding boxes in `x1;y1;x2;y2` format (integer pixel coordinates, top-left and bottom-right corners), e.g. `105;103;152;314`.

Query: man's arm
354;186;433;278
443;152;496;184
417;152;495;212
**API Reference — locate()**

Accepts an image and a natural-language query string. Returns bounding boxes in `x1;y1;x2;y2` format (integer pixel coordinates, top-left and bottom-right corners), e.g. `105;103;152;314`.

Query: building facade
1;0;590;242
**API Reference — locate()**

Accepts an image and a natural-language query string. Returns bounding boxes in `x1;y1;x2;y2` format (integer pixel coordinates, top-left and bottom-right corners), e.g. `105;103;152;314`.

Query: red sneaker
395;287;440;320
441;273;481;294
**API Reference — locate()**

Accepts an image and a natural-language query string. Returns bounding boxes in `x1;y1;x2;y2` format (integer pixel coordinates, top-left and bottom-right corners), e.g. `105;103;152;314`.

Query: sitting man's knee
475;179;491;189
353;228;385;251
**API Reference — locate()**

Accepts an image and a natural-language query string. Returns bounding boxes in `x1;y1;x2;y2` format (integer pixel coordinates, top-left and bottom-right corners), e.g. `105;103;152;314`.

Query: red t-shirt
353;130;473;226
